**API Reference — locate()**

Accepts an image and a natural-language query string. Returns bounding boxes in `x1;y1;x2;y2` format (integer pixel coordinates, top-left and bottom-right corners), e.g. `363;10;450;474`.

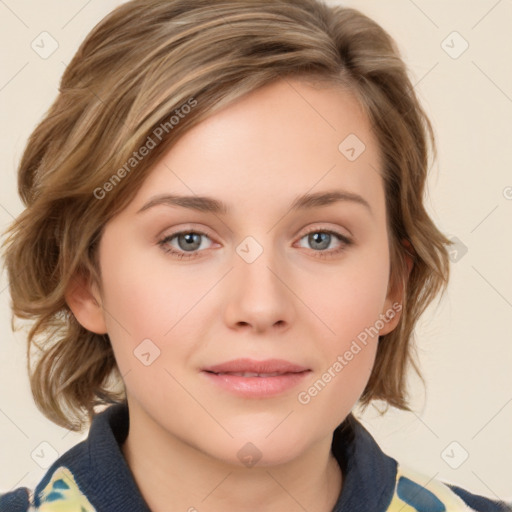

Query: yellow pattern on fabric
386;464;477;512
34;466;96;512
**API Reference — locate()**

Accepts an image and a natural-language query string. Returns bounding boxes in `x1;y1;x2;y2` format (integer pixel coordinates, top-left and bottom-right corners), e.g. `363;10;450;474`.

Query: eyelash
157;226;353;260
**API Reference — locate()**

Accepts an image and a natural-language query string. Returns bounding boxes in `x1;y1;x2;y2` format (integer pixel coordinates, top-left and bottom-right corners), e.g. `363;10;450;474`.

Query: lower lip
201;371;311;398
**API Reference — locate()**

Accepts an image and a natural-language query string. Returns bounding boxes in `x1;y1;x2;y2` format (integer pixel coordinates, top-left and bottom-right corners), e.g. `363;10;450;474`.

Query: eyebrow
136;190;372;216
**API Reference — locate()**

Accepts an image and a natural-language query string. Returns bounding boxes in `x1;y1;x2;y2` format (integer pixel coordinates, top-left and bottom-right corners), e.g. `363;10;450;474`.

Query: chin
201;427;312;469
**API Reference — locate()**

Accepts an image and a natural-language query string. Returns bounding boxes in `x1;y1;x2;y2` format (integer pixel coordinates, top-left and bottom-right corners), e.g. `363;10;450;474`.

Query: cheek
295;261;387;419
290;246;390;421
309;244;391;347
97;238;219;377
100;229;185;325
296;339;377;430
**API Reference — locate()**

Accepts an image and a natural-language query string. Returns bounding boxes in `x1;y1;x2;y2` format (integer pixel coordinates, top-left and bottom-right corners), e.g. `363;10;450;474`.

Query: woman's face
80;78;403;466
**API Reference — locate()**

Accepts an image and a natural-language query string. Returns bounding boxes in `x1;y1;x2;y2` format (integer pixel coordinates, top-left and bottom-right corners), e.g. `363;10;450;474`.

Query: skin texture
66;78;407;512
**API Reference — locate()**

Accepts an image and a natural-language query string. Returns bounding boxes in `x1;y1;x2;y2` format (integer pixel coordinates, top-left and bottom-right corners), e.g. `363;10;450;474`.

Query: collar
331;414;397;511
34;402;151;511
33;402;397;511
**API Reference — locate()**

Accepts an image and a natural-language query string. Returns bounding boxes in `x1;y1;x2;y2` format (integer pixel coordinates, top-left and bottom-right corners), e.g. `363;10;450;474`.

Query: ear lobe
402;239;414;277
65;273;107;334
379;239;414;336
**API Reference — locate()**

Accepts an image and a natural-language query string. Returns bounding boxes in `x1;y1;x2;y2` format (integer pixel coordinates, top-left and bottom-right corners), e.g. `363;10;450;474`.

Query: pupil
310;232;330;250
180;233;201;251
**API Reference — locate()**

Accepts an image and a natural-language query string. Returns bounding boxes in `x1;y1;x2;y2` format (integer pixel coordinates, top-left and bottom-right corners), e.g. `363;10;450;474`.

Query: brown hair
1;0;450;431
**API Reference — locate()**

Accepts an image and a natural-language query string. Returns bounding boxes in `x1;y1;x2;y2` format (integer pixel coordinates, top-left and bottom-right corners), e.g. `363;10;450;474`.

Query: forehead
124;78;384;219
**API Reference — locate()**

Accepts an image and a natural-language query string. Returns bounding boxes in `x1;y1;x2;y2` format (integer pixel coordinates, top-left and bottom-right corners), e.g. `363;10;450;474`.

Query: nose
223;244;296;334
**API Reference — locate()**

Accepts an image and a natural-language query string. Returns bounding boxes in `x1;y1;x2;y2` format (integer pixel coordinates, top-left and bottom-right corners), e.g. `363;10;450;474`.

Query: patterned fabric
28;466;96;512
387;465;479;511
8;463;506;511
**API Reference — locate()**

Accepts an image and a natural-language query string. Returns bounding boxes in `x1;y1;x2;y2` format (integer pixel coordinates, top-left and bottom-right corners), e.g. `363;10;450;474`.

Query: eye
158;227;353;260
296;228;353;258
158;230;214;259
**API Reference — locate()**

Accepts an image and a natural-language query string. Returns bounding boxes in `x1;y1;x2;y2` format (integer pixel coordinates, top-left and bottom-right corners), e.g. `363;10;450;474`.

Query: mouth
201;358;311;397
202;357;310;375
206;371;299;377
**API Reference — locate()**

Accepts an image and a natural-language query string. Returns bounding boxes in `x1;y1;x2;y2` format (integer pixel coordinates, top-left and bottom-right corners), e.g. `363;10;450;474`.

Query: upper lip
202;358;310;375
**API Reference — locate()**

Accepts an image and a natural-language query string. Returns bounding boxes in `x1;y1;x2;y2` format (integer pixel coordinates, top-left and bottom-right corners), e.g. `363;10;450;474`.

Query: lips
202;358;310;376
201;358;311;398
215;371;285;377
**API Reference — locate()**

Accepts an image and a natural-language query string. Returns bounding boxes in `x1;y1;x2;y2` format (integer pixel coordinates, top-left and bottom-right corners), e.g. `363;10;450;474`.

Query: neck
121;402;343;512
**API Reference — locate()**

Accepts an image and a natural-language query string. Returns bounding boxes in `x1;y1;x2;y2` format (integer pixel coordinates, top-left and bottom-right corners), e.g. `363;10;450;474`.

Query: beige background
1;0;511;502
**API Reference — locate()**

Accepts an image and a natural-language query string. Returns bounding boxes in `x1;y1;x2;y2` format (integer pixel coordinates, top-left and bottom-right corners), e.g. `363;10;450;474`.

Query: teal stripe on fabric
397;476;446;512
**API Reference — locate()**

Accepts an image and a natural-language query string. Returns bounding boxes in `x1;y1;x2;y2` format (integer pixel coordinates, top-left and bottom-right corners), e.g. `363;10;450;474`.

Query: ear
379;239;414;336
65;272;108;334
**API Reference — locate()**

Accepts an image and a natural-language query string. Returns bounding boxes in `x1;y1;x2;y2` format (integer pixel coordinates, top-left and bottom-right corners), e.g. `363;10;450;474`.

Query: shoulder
333;416;511;512
0;465;97;512
449;484;512;512
387;464;512;512
0;403;130;512
0;487;31;511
